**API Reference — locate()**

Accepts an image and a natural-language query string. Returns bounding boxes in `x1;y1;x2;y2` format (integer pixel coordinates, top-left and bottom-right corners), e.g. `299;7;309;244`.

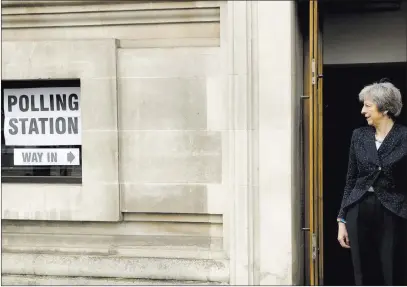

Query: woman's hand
337;222;350;248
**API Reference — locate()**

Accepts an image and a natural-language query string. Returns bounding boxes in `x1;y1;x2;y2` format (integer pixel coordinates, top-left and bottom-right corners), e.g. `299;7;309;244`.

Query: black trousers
346;192;407;286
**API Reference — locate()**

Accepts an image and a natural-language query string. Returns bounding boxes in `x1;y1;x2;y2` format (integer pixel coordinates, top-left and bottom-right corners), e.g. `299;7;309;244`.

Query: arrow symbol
67;151;75;163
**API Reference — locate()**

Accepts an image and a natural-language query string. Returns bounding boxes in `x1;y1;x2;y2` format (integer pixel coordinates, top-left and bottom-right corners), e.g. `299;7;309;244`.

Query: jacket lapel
364;127;380;164
378;124;401;160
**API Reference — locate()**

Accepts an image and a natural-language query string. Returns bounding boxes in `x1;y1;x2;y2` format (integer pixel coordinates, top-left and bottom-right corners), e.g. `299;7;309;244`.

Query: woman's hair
358;81;403;118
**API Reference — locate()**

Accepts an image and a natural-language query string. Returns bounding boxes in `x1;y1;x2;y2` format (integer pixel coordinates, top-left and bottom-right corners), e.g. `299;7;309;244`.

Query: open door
308;0;324;285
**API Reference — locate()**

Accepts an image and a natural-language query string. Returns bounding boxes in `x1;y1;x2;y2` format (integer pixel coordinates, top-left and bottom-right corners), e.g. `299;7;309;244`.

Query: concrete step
2;252;229;283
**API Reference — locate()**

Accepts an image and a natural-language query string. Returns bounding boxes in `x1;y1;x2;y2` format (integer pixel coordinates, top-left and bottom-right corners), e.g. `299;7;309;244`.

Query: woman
337;81;407;286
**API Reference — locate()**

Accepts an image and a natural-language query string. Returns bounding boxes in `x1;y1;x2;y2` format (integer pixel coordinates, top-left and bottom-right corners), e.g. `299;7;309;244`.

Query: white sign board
14;148;80;166
3;87;81;146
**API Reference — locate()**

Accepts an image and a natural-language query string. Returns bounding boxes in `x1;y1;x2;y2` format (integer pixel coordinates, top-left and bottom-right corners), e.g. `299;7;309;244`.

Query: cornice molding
2;1;220;29
2;0;219;8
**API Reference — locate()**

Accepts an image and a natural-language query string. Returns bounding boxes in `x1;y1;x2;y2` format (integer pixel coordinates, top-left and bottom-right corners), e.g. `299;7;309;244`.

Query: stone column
223;1;303;285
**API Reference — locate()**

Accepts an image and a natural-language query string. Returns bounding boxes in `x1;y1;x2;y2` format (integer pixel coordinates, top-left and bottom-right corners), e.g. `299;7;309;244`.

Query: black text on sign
3;87;81;146
14;148;80;166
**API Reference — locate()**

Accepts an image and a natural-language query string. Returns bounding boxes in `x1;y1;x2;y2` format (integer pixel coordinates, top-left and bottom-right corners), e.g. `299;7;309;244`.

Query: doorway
322;62;407;285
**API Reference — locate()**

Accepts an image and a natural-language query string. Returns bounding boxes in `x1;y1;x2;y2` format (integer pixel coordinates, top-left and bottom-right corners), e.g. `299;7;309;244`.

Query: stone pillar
257;1;303;285
224;1;303;285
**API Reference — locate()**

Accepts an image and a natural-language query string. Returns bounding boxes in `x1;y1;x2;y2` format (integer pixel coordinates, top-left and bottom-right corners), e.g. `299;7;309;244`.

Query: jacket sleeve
337;130;358;219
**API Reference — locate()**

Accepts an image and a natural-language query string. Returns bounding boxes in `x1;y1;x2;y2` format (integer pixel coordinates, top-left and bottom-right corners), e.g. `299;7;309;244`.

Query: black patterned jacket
338;123;407;220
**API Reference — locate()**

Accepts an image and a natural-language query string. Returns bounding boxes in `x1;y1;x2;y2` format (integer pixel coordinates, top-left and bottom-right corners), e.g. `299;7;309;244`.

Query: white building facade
1;1;304;285
2;0;406;285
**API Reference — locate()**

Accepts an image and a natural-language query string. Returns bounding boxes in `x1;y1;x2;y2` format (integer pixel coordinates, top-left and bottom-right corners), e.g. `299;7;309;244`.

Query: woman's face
361;98;386;126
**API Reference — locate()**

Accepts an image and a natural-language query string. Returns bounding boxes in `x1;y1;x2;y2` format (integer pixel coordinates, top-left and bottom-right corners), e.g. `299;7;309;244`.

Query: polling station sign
3;87;81;146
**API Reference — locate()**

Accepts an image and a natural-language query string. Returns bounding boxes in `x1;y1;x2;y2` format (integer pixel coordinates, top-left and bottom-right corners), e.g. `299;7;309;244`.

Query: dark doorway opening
323;62;407;285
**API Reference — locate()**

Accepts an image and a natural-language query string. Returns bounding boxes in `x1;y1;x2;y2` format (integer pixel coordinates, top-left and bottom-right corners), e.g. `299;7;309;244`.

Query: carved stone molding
2;0;219;9
2;0;220;29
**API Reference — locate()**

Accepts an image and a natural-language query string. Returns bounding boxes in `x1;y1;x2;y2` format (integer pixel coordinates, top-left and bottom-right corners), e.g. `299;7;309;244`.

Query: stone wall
1;1;303;285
